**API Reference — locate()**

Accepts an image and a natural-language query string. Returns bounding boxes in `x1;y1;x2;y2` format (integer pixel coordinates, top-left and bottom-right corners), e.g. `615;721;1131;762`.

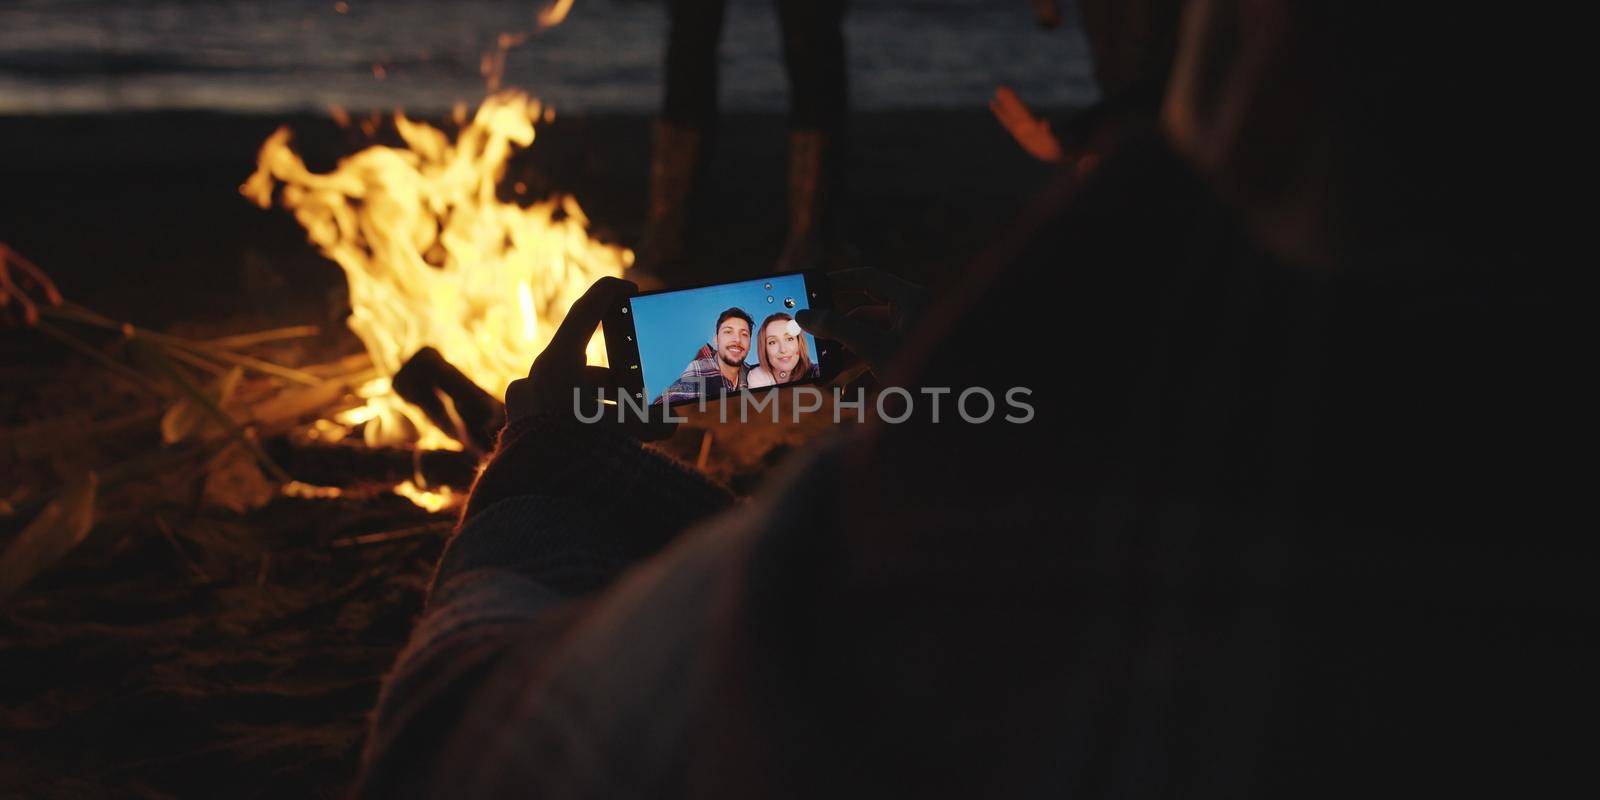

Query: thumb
796;308;892;368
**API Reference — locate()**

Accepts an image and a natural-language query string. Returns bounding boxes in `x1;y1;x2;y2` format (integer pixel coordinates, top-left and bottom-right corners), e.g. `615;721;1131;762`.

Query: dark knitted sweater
356;412;756;797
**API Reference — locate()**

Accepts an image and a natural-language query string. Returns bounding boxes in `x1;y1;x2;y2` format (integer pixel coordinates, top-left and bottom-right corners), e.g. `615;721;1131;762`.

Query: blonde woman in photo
747;312;819;388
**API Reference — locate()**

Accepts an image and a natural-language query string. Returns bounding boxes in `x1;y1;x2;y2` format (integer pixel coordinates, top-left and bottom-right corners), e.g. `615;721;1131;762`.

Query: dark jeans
663;0;848;131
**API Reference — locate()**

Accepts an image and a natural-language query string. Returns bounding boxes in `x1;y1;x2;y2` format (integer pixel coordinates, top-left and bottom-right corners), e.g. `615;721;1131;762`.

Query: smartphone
603;270;837;409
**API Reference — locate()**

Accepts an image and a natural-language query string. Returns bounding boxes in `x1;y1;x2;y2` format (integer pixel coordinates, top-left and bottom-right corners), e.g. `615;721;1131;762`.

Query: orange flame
242;91;631;451
394;480;455;513
538;0;577;29
483;1;577;92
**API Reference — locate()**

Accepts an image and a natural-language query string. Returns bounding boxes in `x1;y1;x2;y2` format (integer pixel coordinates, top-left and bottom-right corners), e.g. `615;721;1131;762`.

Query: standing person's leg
774;0;848;271
776;0;848;133
643;0;728;275
663;0;727;127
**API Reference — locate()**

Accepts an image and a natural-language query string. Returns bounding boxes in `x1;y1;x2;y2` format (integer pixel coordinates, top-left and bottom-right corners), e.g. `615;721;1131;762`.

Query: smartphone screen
607;272;829;408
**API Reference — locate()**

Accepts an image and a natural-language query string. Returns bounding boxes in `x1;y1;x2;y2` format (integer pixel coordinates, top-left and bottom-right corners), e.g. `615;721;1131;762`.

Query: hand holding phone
503;276;676;440
794;268;929;379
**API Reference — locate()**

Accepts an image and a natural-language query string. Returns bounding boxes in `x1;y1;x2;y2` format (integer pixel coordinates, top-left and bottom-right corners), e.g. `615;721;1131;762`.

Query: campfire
2;2;924;793
242;90;632;457
0;88;632;602
0;4;822;603
4;84;832;591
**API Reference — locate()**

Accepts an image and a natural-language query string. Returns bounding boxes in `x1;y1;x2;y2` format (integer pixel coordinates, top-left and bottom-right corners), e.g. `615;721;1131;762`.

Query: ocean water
0;0;1098;115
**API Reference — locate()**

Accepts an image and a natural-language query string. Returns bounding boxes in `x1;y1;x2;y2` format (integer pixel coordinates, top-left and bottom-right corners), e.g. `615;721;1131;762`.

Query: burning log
391;347;505;453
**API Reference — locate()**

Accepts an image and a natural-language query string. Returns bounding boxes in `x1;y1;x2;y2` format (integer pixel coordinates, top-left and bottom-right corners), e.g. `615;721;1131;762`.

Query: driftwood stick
391;346;505;453
300;352;374;379
243;369;378;436
146;331;323;386
131;340;291;484
161;343;231;376
30;320;169;398
204;325;321;349
0;243;64;325
40;304;324;386
330;520;454;548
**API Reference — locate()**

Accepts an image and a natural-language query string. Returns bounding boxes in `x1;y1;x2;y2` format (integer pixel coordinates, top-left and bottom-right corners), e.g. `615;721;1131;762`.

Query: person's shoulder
747;366;775;388
676;356;708;379
677;344;716;377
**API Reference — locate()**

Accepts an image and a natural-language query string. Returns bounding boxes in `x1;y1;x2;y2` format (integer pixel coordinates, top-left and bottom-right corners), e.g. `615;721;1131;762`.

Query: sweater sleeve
357;413;733;797
439;412;734;600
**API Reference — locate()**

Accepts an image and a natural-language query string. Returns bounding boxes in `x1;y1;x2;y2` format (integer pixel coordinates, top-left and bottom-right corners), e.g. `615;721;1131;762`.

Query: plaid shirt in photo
653;344;749;405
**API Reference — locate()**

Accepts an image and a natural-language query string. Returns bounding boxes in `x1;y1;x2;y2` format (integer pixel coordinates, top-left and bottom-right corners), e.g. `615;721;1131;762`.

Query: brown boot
775;128;841;272
637;119;706;277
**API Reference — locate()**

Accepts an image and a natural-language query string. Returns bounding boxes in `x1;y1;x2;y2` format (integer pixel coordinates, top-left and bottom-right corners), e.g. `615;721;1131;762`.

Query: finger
547;276;637;359
992;86;1024;116
826;268;922;306
994;103;1026;132
795;307;891;365
1002;91;1033;113
999;93;1039;127
991;97;1026;129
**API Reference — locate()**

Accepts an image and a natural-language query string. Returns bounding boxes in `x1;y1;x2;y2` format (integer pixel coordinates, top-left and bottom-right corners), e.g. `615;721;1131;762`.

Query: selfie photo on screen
628;273;820;406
